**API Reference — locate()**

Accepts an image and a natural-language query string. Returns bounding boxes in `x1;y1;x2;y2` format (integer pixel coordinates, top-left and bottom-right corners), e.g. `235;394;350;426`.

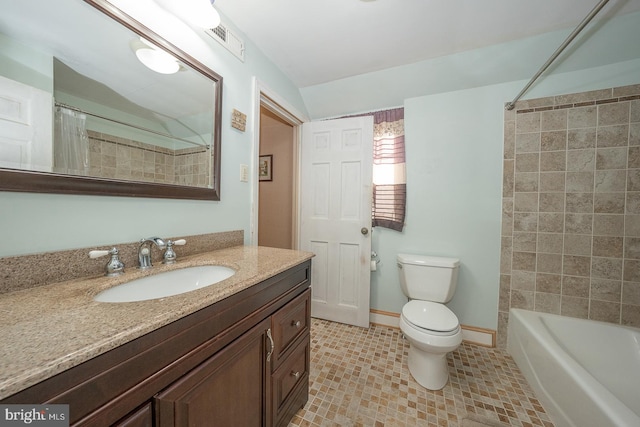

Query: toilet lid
402;300;459;333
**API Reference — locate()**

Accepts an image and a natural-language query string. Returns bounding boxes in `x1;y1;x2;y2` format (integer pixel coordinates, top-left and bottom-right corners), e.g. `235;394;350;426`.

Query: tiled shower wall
498;84;640;347
86;130;211;187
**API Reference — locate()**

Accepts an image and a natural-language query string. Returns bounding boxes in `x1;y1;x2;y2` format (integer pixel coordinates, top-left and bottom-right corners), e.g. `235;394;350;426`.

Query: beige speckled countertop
0;245;313;400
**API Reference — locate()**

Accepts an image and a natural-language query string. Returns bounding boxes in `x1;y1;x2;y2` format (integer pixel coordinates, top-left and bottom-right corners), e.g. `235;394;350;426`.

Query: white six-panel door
0;75;52;171
300;116;373;328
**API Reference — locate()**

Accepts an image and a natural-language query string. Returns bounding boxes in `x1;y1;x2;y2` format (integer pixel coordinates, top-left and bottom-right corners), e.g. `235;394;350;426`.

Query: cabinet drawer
113;403;153;427
271;337;309;422
271;288;310;367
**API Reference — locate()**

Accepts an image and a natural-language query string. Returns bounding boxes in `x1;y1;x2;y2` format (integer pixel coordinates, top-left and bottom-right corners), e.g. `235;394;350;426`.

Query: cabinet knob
291;371;300;379
291;320;301;328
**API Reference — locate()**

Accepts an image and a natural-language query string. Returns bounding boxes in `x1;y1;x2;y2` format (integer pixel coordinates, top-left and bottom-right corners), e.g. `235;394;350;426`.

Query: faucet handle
89;247;125;277
162;239;187;264
89;249;110;259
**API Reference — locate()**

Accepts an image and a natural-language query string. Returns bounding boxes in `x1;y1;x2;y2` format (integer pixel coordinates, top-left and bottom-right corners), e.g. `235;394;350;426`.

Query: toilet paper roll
370;260;377;272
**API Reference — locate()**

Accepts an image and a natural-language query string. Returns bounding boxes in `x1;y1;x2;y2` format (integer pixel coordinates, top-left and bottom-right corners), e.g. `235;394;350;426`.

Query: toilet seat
402;300;459;334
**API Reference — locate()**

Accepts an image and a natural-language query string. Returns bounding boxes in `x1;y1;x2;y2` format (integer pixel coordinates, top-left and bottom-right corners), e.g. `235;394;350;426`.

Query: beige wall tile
541;131;567;151
513;232;537;251
597;124;629;147
514;193;539;212
513;212;538;232
561;296;589;318
593;214;624;236
538;233;563;253
568;128;596;149
511;270;535;291
534;292;561;314
594;170;626;192
564;234;592;256
563;255;591;277
566;149;595;172
624;215;640;237
628;169;640;191
566;172;594;193
542;109;568;130
537;253;562;274
593;192;625;214
556;89;612;104
622;281;640;305
590;278;622;302
629;123;639;145
540;151;566;171
567;106;597;129
631;100;640;123
565;213;593;234
514;172;538;192
589;300;621;323
536;273;561;293
538;212;564;233
565;193;593;213
628;147;640;168
515;152;540;172
623;259;640;282
503;160;514;197
562;276;590;298
511;289;534;310
621;304;640;328
539;192;564;212
591;257;623;280
515;132;541;153
512;251;536;271
516;112;541;133
598;102;630;126
592;236;623;258
596;147;628;170
612;84;640;97
539;172;565;192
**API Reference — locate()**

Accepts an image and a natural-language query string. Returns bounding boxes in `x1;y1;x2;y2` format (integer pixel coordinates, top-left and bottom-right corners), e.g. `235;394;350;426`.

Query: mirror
0;0;222;200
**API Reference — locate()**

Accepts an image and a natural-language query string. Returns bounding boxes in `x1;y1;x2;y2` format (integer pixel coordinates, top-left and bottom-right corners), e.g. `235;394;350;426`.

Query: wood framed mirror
0;0;222;200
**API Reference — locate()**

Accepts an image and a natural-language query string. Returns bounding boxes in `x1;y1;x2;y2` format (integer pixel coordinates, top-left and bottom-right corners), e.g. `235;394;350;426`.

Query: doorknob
361;227;369;236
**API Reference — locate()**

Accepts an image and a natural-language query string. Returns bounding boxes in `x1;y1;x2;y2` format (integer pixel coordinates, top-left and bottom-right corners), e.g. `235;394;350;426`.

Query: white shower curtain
53;106;90;176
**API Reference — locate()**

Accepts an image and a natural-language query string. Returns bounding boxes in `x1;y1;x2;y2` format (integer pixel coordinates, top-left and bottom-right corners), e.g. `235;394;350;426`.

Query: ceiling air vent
205;23;245;62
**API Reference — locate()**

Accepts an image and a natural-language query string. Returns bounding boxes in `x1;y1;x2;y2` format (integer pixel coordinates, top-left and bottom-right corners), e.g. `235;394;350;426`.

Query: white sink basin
94;265;235;303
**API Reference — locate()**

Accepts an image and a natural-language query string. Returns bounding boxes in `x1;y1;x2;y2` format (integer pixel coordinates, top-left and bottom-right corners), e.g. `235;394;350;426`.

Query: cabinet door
155;318;272;427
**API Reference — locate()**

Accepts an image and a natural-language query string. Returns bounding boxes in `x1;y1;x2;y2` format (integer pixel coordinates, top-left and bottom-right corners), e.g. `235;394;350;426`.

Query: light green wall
0;7;308;257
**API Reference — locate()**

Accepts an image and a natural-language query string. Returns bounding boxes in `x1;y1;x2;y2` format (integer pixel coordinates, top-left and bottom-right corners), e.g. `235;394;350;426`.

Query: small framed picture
259;155;273;181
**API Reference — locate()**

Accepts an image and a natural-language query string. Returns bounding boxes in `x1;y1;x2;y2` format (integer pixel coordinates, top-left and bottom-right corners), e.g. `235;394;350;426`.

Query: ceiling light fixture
133;37;180;74
181;0;221;29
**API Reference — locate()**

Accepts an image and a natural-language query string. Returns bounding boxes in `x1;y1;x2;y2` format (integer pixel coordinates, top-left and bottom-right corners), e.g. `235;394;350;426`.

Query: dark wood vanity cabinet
2;261;312;427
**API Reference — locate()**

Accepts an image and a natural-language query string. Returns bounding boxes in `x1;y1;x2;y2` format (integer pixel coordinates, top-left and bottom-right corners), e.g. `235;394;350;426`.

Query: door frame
250;77;308;247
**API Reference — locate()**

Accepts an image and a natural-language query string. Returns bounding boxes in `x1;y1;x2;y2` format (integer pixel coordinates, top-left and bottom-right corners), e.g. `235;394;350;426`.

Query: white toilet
397;253;462;390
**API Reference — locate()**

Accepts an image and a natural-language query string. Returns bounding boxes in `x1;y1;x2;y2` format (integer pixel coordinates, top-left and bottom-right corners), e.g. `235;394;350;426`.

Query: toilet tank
397;254;460;303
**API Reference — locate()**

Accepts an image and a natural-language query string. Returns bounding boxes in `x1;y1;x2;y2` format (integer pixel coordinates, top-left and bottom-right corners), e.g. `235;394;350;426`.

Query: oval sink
94;265;235;303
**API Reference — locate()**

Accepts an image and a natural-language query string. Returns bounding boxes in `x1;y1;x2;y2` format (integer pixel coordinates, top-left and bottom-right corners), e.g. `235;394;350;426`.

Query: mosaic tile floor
288;319;554;427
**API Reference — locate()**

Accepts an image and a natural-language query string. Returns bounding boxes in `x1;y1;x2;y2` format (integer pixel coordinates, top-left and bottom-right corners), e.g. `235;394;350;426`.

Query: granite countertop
0;245;313;400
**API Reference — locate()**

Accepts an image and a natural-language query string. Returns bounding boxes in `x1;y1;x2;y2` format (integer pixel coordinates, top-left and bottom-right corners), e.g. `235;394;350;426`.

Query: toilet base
407;344;451;390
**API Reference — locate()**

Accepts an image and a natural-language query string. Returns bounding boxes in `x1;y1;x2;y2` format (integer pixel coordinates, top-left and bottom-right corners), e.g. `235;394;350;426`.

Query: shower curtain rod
505;0;611;111
55;102;210;149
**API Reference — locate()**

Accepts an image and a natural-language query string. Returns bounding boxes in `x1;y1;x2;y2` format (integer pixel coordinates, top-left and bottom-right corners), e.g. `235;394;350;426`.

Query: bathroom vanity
0;246;312;427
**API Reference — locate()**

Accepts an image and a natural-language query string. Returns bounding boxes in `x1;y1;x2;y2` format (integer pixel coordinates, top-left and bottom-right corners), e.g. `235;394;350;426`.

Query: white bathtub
507;308;640;427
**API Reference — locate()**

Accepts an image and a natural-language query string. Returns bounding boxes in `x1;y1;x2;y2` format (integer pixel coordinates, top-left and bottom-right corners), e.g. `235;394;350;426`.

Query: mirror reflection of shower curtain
53;106;89;176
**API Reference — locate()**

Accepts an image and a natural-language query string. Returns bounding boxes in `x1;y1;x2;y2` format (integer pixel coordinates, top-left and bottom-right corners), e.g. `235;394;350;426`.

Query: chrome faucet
138;237;166;270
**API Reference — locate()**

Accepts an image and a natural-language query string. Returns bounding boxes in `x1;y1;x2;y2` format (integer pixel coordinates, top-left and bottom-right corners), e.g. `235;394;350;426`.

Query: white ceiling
215;0;640;88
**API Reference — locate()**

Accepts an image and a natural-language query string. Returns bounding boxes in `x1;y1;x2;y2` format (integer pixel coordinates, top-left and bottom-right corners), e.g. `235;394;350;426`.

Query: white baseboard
369;309;496;348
